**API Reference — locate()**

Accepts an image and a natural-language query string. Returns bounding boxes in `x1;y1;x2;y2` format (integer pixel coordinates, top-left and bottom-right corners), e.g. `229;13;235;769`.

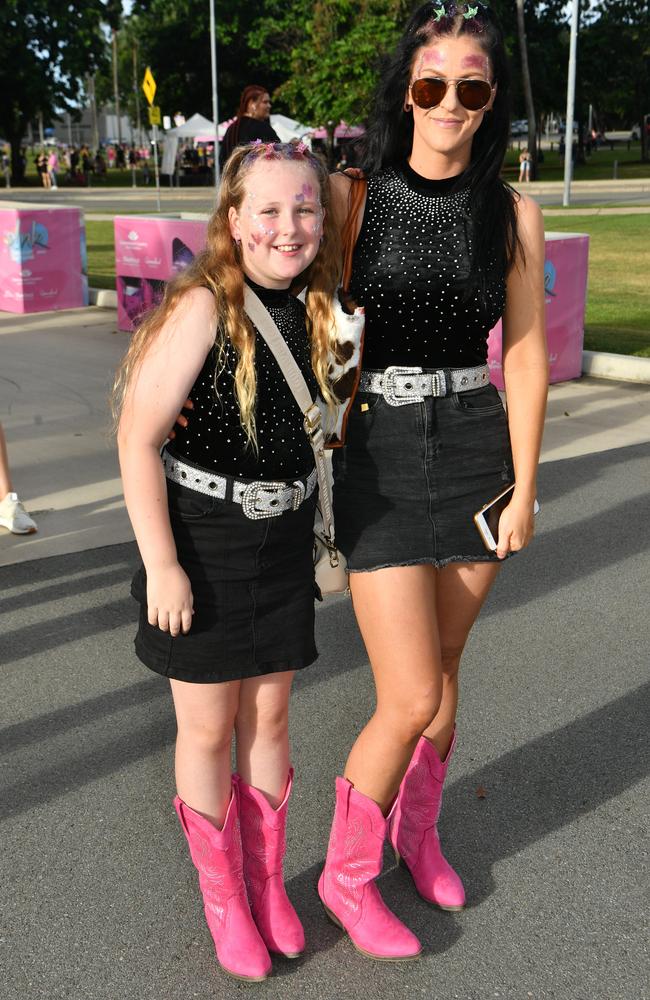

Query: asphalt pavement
1;305;648;1000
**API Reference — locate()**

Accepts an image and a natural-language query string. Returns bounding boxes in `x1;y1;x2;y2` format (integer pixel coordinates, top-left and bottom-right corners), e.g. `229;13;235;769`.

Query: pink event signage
488;232;589;388
114;216;208;330
0;205;85;313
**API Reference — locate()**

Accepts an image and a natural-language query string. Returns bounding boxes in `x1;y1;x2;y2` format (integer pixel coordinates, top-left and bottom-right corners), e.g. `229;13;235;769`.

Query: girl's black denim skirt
131;476;318;683
333;382;514;572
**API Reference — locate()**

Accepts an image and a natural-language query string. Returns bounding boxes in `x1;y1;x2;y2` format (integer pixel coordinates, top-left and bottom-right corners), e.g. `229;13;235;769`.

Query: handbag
319;176;368;448
244;286;349;597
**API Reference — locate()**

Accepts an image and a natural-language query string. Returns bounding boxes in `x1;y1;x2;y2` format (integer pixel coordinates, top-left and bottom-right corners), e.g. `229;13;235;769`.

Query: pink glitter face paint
247;241;256;252
415;46;446;78
460;54;490;76
302;182;314;199
295;192;305;203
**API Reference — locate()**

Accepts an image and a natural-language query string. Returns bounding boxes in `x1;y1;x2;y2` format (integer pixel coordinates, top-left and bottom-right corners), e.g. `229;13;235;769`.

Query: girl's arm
497;194;549;559
117;287;216;634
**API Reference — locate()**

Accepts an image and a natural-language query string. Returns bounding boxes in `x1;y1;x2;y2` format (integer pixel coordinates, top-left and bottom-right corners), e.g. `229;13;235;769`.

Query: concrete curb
582;349;650;383
88;287;117;308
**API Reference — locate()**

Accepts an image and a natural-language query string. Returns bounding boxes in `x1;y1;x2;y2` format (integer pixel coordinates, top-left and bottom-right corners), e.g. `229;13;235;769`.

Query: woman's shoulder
513;192;543;234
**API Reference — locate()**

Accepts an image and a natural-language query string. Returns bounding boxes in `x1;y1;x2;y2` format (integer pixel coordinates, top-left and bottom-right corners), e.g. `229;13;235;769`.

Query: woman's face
407;33;495;170
249;93;272;120
229;159;324;289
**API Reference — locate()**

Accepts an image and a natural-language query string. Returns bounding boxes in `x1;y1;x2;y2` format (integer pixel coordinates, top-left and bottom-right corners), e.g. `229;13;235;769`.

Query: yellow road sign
148;105;161;126
142;67;157;106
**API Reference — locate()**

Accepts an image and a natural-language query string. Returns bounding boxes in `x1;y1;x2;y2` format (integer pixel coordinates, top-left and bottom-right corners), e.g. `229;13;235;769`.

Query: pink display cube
0;204;85;313
487;232;589;387
114;216;208;330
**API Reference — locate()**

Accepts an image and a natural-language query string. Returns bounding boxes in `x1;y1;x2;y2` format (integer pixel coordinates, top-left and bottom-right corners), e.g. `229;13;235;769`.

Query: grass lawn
503;142;650;182
86;220;117;290
545;214;650;356
86;215;650;357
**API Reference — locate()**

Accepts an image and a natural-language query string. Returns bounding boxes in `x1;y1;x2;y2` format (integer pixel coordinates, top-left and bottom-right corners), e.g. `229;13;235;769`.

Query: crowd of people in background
0;142;155;189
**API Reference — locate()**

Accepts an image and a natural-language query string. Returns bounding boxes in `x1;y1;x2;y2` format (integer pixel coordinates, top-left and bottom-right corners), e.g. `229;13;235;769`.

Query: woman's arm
497;194;549;559
117;287;216;633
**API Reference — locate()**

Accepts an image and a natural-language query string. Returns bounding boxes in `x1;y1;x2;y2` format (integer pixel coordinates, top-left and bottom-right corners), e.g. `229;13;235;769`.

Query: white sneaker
0;492;38;534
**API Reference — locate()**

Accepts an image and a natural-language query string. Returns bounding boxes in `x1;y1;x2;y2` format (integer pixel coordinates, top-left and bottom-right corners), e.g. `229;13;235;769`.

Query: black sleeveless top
167;280;317;480
348;163;507;370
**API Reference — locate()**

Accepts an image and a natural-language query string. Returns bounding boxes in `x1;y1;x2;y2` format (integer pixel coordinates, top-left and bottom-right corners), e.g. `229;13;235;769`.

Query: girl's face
407;33;495;171
229;159;324;289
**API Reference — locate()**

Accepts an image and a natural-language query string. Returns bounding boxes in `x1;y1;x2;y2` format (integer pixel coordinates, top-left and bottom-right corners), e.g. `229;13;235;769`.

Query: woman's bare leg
170;677;241;828
235;670;295;807
424;561;502;758
343;565;443;813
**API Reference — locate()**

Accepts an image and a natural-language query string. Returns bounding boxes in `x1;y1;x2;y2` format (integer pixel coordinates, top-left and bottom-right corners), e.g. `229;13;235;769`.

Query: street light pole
209;0;220;190
562;0;580;207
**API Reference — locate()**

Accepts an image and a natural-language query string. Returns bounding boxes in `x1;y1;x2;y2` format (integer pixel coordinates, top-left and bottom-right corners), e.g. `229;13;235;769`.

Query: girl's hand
495;493;536;560
146;562;194;636
167;398;194;441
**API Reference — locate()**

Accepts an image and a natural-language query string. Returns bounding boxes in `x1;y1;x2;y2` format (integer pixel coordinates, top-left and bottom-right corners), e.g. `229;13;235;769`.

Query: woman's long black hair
356;2;520;279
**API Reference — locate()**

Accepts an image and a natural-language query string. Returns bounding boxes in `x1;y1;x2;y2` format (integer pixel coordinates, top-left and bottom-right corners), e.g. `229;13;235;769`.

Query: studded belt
358;364;491;407
162;449;318;520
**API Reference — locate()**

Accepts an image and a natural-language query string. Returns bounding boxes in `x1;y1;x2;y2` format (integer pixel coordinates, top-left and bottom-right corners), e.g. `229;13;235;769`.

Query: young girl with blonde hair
114;142;339;983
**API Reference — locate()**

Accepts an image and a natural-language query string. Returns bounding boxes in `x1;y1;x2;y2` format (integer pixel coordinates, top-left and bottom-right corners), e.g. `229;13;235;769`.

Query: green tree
250;0;411;125
0;0;107;182
581;0;650;161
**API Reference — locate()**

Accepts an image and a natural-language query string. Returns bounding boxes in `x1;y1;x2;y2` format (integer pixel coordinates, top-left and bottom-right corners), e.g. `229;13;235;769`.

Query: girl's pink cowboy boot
236;769;305;958
174;785;272;981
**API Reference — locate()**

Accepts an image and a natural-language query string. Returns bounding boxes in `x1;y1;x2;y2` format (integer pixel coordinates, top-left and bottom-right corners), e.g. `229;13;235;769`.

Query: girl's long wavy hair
112;142;341;448
356;1;520;279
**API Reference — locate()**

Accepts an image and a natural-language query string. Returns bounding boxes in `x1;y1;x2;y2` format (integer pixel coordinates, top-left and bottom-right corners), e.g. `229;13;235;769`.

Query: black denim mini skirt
131;476;318;683
332;382;514;572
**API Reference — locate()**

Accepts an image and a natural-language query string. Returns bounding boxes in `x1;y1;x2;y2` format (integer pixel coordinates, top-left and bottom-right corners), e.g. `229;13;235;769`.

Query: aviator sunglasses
410;77;494;112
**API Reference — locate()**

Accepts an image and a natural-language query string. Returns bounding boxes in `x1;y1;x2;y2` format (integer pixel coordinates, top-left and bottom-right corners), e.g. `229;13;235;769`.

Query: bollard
613;160;618;179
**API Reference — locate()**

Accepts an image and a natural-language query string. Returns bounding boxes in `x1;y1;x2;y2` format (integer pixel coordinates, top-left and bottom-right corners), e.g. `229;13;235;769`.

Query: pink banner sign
0;206;85;314
114;216;208;330
487;232;589;388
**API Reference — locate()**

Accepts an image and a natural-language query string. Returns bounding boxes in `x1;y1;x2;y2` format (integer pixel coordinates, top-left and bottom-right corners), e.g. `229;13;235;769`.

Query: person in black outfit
114;142;340;982
317;1;548;960
219;84;279;168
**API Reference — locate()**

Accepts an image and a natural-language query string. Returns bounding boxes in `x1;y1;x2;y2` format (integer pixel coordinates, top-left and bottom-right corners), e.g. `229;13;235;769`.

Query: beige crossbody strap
243;285;335;543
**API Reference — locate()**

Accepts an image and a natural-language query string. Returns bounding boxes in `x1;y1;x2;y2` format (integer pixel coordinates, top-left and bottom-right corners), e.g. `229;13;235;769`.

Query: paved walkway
1;306;648;999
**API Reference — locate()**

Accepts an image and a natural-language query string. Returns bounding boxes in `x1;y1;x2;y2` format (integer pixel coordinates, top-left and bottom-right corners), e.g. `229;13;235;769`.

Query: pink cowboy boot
174;786;272;982
388;729;465;911
236;769;305;959
318;777;422;961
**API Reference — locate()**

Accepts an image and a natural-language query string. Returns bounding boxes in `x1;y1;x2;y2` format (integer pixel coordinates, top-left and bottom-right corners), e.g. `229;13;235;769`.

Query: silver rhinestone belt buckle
382;365;426;407
241;481;288;520
291;480;306;511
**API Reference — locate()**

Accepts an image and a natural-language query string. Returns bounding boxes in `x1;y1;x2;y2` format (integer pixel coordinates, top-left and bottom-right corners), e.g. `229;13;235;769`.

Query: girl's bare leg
423;561;501;759
170;677;241;828
344;565;443;813
235;670;295;807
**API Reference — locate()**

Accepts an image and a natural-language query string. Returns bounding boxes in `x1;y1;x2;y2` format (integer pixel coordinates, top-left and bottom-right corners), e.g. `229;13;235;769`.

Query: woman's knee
378;685;442;743
440;642;464;681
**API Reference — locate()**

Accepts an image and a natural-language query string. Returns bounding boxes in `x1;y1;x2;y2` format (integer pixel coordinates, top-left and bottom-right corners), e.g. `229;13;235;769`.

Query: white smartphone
473;484;540;552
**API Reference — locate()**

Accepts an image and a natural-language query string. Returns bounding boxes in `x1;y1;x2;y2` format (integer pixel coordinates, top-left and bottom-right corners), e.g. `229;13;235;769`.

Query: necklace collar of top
244;275;292;308
402;160;467;196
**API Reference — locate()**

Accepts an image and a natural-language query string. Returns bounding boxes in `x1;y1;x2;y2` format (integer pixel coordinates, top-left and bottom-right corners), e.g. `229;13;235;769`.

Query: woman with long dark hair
318;1;548;960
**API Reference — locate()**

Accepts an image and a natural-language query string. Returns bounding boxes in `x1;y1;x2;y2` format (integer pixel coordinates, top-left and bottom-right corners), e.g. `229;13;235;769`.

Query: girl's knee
177;720;232;757
236;700;290;744
440;643;464;680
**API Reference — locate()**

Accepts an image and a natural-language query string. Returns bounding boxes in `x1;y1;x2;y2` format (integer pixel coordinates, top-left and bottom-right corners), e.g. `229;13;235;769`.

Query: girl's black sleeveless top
348;163;507;370
167;280;317;481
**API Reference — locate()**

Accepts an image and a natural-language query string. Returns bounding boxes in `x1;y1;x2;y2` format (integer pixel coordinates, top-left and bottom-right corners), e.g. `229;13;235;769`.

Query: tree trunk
516;0;538;180
112;29;122;146
7;117;28;184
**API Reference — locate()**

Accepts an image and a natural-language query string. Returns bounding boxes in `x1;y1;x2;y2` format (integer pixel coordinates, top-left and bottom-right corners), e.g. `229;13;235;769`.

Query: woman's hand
167;398;194;441
495;492;537;560
146;562;195;636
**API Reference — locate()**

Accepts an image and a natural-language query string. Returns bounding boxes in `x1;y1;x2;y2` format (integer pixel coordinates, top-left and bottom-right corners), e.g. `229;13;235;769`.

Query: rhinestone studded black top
168;279;317;480
348;163;507;370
